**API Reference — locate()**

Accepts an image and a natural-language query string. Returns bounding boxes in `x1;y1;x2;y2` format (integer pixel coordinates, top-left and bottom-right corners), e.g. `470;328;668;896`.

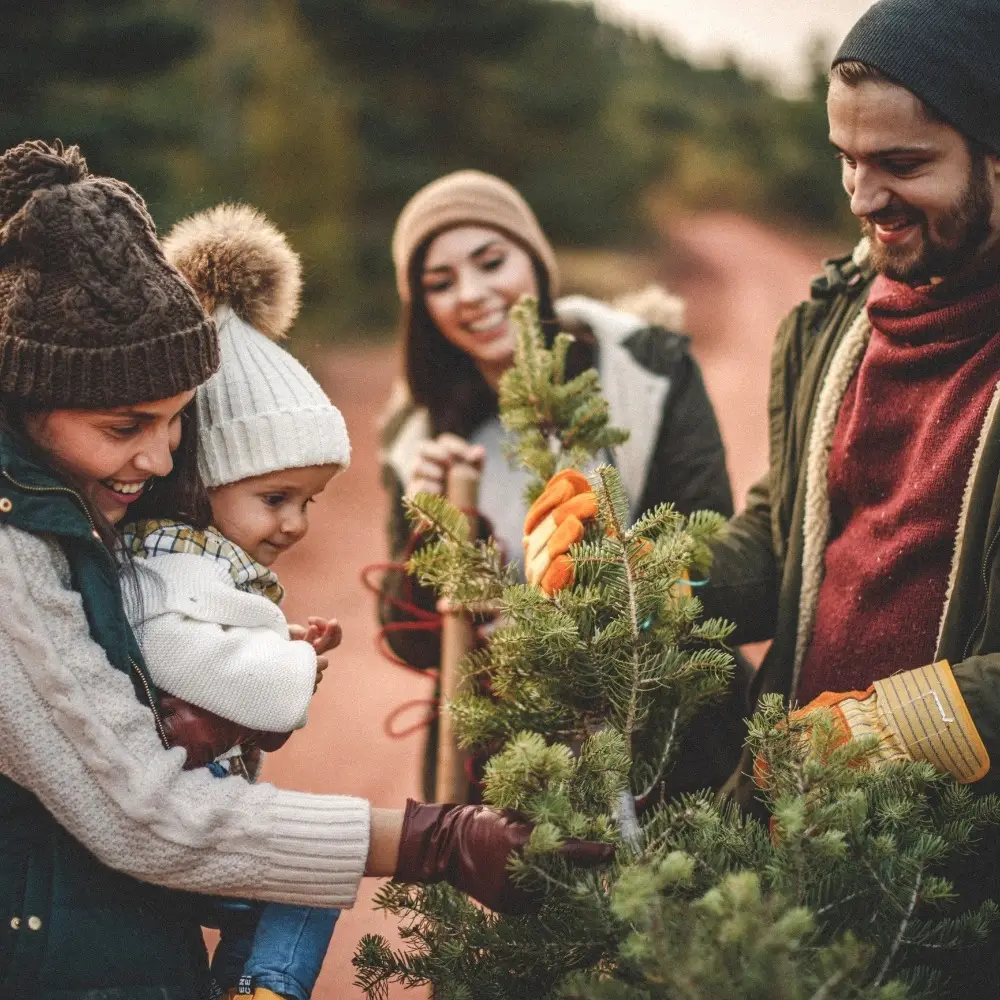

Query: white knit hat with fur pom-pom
163;203;350;488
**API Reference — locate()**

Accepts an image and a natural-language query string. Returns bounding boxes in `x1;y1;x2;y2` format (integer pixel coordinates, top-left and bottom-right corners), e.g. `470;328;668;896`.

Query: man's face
828;77;1000;285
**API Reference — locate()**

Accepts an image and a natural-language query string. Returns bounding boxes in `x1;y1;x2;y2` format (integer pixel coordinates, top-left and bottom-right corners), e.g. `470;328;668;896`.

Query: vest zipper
1;469;100;537
130;657;170;749
963;525;1000;661
1;469;171;748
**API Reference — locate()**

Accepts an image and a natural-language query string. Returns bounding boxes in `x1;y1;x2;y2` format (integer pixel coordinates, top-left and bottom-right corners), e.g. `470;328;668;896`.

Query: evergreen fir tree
0;0;205;202
355;298;1000;1000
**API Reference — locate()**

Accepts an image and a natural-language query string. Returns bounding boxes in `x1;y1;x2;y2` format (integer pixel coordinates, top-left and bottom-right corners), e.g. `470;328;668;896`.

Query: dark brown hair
403;233;593;437
831;60;990;158
832;60;952;129
831;59;893;88
0;396;211;553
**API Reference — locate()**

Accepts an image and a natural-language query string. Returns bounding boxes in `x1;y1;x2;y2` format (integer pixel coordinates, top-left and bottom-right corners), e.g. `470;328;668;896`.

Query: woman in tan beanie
380;170;740;800
0;143;608;1000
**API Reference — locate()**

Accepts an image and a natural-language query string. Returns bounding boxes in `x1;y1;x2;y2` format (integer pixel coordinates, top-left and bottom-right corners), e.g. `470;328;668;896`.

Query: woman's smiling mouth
99;478;148;504
464;309;507;337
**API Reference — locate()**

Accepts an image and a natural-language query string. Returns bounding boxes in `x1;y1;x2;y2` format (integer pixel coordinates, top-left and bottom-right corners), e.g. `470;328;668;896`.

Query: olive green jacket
702;242;1000;799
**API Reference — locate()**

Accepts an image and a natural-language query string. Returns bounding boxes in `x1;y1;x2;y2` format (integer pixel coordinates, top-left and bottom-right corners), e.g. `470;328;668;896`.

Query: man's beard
863;154;994;285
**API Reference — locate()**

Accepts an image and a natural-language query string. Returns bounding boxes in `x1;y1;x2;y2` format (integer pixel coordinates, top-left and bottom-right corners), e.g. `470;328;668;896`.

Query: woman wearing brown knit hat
0;142;608;1000
379;170;746;801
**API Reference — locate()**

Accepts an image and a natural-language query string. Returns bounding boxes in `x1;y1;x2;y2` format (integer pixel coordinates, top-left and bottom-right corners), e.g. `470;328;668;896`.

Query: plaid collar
123;519;285;604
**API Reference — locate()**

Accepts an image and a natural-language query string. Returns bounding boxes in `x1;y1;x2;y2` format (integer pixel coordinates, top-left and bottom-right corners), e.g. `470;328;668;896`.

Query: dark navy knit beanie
833;0;1000;154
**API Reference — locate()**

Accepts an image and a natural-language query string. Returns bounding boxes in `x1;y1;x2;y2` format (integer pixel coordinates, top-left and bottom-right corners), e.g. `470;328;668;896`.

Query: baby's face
209;464;340;566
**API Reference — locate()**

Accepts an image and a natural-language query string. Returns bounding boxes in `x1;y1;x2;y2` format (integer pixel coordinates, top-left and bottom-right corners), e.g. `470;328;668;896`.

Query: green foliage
357;300;1000;999
569;867;903;1000
296;1;852;331
0;0;205;205
590;698;1000;1000
499;296;629;500
403;491;512;608
355;299;735;998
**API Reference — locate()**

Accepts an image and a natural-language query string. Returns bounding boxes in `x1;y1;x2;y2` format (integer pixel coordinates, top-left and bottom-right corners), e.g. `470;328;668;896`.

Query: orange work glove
754;661;989;788
523;469;599;595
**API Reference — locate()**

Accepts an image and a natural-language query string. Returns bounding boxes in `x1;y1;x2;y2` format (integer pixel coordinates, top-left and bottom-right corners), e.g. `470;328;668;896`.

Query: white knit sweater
123;532;316;732
0;523;369;908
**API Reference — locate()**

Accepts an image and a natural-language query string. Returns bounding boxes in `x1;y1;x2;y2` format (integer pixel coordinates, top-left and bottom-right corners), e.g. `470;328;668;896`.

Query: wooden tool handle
435;461;481;803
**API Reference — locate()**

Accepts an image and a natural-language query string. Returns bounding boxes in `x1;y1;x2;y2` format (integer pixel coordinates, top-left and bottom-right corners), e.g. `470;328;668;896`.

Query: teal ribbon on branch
639;577;709;632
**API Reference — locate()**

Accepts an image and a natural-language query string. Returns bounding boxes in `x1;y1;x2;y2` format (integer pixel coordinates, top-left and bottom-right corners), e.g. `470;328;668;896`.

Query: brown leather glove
393;799;614;913
249;730;293;753
158;694;251;770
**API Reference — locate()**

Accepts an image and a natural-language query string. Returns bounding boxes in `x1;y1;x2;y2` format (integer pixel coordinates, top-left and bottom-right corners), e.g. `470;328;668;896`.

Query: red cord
360;524;443;738
359;561;441;675
383;698;438;739
361;509;501;740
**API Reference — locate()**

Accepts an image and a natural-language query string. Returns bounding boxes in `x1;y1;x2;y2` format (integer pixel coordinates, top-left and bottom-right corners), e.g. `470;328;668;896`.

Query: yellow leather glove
523;469;599;595
755;660;989;787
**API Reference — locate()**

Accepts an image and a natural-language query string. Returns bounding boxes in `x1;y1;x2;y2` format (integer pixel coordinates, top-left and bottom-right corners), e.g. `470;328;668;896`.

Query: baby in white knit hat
122;205;350;1000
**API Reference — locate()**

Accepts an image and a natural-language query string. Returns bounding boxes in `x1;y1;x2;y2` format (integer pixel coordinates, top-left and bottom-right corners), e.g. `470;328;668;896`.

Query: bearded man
699;0;1000;799
529;0;1000;791
699;3;1000;988
524;0;1000;988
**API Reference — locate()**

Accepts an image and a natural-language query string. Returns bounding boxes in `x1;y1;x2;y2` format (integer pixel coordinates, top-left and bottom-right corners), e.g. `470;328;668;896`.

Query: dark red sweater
796;272;1000;704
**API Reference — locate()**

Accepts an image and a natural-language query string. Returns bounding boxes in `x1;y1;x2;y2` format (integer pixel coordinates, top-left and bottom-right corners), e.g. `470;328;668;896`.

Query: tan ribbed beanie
392;170;559;302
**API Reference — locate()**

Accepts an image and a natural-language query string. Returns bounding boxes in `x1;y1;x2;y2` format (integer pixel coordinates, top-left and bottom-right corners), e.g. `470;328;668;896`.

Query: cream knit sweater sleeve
127;552;316;732
0;524;369;908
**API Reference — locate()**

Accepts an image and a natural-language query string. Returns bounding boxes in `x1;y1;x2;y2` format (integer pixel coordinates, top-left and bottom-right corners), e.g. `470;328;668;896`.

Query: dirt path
260;212;843;999
664;213;840;504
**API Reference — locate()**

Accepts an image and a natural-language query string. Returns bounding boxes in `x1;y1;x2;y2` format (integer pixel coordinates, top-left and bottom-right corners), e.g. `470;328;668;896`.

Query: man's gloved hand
754;687;908;790
393;799;613;914
159;694;251;770
754;661;989;788
523;469;599;595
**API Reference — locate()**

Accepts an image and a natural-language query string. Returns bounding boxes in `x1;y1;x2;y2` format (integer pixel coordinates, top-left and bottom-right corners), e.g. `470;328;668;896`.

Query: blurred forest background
0;0;853;339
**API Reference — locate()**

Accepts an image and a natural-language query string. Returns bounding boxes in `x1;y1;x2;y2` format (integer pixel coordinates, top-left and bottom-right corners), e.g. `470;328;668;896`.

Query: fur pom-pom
613;284;686;332
0;139;88;225
163;203;301;340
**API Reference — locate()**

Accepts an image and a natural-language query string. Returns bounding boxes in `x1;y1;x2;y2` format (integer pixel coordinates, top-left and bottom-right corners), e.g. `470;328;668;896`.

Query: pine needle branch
874;871;923;988
637;705;681;801
356;292;1000;1000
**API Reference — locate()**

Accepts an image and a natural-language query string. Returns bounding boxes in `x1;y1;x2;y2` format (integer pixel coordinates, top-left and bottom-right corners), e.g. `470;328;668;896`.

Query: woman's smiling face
421;225;539;384
23;390;196;525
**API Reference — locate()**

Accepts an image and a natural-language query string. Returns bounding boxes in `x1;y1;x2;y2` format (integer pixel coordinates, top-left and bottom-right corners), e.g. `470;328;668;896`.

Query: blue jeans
204;898;340;1000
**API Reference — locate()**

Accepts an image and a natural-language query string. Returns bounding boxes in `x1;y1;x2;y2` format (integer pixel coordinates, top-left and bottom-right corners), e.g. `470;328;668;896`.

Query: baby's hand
305;616;342;655
314;654;329;692
289;618;343;655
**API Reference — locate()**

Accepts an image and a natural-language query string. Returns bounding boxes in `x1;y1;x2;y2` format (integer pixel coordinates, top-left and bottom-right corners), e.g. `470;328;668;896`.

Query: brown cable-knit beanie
392;170;560;303
0;139;219;409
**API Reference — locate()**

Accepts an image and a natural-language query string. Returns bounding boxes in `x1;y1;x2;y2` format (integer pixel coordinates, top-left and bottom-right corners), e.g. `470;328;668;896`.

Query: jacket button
0;497;11;513
27;916;41;931
9;916;20;930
